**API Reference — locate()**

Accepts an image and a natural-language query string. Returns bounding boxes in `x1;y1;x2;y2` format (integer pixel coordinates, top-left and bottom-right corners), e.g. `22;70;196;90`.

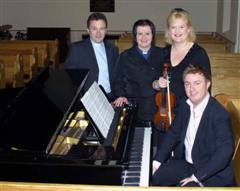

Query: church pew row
0;39;60;69
117;32;230;53
0;49;37;84
209;53;240;99
115;40;230;53
215;94;240;186
0;42;48;69
0;54;24;88
0;61;5;88
119;32;229;43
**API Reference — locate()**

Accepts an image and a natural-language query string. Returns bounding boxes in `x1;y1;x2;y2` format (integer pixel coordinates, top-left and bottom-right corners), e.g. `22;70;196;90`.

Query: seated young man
152;64;236;187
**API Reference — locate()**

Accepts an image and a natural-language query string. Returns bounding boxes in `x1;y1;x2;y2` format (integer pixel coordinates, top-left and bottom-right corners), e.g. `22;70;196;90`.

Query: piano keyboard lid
0;66;89;153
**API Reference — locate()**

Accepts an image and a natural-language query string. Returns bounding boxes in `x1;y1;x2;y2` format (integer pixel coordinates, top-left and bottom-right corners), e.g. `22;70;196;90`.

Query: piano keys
0;66;152;186
122;126;152;186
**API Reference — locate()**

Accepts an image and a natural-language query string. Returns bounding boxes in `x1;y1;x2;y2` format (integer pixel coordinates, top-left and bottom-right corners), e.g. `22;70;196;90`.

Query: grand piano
0;67;152;187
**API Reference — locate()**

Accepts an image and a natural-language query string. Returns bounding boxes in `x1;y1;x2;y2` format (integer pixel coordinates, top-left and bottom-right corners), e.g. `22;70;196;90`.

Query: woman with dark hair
113;19;164;123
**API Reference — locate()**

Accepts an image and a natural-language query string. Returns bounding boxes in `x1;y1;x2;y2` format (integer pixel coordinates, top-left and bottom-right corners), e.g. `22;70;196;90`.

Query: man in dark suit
152;64;236;187
64;12;119;100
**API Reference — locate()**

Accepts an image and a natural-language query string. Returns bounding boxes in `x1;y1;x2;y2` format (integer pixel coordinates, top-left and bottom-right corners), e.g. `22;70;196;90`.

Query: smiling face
168;18;191;44
184;73;210;107
87;19;107;43
136;25;153;51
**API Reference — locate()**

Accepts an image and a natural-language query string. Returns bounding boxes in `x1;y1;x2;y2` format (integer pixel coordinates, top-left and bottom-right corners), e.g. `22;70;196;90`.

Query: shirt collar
186;93;210;116
90;39;104;47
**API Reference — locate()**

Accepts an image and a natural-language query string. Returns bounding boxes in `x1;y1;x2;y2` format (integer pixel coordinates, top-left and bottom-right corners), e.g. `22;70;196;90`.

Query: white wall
216;0;240;52
0;0;218;42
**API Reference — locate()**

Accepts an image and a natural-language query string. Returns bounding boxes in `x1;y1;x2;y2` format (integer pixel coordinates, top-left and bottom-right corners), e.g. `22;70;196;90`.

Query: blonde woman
153;8;211;114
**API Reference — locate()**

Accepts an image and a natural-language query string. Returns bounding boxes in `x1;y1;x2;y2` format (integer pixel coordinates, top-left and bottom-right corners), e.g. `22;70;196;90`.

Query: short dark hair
132;19;156;44
183;64;211;82
87;12;108;28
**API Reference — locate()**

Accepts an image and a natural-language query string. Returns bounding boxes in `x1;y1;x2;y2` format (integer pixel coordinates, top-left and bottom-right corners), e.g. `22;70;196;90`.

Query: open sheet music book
80;82;115;138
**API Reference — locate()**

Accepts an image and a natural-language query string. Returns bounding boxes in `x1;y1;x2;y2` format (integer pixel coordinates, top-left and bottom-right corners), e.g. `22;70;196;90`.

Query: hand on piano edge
112;96;129;108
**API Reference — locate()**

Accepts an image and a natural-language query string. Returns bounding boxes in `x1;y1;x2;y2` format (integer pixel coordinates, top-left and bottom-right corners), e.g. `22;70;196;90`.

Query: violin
153;63;175;130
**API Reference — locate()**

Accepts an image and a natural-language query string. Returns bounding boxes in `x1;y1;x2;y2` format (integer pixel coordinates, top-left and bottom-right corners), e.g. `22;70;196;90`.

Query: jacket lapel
181;104;191;142
85;38;99;68
192;97;212;152
104;41;112;76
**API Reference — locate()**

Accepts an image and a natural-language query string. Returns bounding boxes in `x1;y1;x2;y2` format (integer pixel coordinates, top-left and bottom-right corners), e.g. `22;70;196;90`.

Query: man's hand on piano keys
112;97;129;107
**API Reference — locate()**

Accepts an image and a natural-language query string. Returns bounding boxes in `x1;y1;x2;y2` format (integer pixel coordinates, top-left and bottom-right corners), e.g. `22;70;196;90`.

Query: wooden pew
215;94;240;186
0;41;49;69
0;49;37;83
199;42;230;53
116;38;230;53
115;40;133;53
0;61;5;88
0;54;24;88
209;53;240;99
11;40;60;68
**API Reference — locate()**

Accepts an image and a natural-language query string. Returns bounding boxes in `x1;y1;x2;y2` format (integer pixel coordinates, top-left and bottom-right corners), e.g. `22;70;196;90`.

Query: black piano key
125;177;140;182
125;172;140;176
128;166;141;171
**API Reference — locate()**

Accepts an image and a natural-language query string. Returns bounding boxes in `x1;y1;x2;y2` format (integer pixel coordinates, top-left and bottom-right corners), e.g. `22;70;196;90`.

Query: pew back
0;40;49;68
0;49;37;83
215;94;240;186
0;61;5;88
0;54;24;88
210;53;240;99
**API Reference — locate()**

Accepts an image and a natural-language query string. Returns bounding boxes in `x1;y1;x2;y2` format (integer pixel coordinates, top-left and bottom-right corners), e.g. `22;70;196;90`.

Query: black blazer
113;46;164;120
64;38;119;93
154;97;235;186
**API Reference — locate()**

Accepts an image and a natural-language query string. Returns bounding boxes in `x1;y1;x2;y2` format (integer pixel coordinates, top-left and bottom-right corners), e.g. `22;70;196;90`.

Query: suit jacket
154;97;235;186
64;38;119;94
113;46;164;120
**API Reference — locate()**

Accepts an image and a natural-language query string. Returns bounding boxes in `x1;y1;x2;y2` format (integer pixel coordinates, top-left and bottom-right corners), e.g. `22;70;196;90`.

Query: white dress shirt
184;93;210;164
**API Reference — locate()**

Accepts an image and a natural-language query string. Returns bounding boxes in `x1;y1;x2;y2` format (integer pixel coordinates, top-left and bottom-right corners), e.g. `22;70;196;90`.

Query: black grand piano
0;67;152;186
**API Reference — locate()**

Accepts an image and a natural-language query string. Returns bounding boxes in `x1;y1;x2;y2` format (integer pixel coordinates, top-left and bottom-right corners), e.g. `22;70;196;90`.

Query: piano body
0;67;152;186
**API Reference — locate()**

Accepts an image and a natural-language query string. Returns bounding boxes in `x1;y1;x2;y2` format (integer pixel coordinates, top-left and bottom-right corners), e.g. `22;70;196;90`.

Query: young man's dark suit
152;97;236;186
64;38;119;96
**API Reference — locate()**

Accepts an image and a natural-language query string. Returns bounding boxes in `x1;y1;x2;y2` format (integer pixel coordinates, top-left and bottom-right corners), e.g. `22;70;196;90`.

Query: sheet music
80;82;115;138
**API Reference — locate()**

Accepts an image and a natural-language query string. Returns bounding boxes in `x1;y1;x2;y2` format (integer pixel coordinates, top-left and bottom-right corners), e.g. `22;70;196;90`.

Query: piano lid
0;67;89;152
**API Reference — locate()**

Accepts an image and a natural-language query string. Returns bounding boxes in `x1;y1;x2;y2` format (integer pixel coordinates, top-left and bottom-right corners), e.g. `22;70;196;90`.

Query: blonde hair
165;8;196;45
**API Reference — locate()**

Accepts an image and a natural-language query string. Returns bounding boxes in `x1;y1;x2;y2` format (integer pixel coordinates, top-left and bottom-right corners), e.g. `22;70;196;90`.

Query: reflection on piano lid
0;67;89;151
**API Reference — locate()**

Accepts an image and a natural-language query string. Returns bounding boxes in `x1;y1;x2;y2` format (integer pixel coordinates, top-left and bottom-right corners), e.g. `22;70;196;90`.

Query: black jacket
114;46;164;120
64;38;119;94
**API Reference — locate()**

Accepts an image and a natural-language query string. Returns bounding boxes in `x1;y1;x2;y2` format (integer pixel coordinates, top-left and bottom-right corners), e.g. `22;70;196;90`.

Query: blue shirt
91;40;111;93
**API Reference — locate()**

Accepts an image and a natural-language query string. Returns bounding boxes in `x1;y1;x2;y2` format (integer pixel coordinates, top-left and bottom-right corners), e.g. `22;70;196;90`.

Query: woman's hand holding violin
153;77;169;90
